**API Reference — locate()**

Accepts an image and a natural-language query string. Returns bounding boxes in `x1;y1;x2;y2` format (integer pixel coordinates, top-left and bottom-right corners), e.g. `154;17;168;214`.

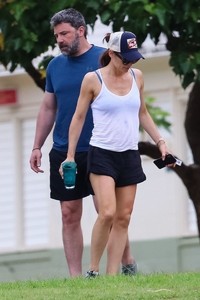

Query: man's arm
30;92;56;173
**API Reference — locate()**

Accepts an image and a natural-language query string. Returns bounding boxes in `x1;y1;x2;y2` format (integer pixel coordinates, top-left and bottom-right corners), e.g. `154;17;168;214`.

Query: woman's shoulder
131;68;144;90
131;68;143;77
131;68;144;82
84;69;101;81
82;69;102;97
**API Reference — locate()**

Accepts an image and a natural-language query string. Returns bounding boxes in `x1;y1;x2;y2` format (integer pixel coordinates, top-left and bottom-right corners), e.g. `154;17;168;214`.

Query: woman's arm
134;69;169;157
66;72;95;160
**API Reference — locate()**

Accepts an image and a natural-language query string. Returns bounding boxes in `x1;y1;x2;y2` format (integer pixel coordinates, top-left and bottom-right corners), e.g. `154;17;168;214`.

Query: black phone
153;154;176;169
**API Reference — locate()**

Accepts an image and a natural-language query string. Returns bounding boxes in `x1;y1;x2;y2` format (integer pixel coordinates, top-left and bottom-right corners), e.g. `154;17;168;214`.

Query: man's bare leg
60;200;83;277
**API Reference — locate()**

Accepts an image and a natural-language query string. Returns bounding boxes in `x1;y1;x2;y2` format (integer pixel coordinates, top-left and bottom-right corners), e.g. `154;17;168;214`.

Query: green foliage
0;0;54;73
0;0;200;89
145;97;171;131
81;0;200;88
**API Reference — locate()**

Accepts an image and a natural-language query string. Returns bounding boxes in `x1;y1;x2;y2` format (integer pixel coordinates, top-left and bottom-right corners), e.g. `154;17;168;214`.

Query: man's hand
29;149;44;173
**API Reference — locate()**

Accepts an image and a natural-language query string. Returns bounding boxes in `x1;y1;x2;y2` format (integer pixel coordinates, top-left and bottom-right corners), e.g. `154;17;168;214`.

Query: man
29;8;137;277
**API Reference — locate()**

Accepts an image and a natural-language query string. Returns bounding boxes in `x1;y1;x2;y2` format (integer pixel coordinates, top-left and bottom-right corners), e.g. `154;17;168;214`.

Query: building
0;20;199;281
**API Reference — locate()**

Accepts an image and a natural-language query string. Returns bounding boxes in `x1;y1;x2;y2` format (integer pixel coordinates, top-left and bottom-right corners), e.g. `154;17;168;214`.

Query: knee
61;203;82;226
99;210;115;227
116;213;131;229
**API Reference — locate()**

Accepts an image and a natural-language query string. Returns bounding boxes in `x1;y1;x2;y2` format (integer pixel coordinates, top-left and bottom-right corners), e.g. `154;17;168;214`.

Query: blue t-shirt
45;45;105;152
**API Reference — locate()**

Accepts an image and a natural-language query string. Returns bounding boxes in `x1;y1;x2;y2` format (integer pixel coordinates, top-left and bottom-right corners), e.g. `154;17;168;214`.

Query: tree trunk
185;82;200;164
139;81;200;238
24;64;45;91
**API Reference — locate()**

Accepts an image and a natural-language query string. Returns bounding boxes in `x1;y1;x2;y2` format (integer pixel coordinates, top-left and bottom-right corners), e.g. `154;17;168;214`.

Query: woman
60;31;171;277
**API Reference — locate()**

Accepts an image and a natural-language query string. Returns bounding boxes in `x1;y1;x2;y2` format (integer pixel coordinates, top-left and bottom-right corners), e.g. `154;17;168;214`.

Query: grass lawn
0;272;199;300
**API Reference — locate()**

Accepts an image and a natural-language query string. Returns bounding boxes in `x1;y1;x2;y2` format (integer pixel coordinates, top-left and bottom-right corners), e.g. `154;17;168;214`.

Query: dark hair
50;8;87;37
103;33;111;43
100;33;112;66
100;50;111;67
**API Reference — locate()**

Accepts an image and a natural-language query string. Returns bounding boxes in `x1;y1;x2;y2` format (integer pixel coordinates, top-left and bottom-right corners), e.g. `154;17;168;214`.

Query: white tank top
90;69;140;151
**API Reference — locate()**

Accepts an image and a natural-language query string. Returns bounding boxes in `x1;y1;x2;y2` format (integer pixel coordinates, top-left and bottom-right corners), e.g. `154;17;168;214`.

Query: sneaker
122;263;138;275
85;270;99;279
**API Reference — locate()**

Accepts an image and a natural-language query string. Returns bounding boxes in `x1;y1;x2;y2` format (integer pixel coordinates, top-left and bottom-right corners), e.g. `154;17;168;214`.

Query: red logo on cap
127;38;137;49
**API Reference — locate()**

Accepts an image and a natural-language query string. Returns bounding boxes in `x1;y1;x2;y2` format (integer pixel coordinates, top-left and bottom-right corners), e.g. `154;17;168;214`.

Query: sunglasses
114;52;137;65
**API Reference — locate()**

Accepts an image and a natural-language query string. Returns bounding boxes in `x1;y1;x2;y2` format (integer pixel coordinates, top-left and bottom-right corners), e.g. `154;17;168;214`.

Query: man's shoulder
91;45;106;54
46;54;65;70
49;54;64;64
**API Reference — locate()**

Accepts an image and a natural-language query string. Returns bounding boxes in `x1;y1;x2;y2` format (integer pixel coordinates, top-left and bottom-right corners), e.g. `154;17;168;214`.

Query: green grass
0;272;199;300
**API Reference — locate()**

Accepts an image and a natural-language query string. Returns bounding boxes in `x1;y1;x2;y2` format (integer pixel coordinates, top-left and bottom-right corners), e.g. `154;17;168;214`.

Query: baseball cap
107;31;144;62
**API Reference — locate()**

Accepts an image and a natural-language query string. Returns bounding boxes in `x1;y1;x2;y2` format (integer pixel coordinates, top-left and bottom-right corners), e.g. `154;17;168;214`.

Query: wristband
32;147;41;151
156;138;165;147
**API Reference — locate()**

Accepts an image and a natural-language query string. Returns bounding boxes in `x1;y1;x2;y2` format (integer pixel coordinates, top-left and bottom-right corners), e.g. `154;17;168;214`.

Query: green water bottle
62;161;77;189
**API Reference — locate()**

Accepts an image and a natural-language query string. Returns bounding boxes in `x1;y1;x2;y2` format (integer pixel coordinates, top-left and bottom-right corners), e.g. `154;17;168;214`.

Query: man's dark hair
50;8;87;37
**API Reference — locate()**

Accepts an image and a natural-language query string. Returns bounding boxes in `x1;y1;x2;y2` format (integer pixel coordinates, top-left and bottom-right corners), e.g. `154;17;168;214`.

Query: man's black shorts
87;146;146;187
49;148;92;201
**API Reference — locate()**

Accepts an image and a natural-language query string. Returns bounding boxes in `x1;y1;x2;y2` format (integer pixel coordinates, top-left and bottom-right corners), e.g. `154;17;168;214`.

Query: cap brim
121;49;144;62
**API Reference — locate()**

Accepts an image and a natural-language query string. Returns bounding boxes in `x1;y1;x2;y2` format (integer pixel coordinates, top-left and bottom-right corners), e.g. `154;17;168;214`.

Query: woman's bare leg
93;195;136;272
89;174;116;272
106;185;137;275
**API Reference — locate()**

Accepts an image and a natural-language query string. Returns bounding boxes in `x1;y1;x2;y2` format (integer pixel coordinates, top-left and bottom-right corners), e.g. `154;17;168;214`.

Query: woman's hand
59;157;75;178
157;140;176;168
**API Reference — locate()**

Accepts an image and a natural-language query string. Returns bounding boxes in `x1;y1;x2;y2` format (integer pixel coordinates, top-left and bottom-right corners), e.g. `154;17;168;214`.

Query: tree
1;0;200;236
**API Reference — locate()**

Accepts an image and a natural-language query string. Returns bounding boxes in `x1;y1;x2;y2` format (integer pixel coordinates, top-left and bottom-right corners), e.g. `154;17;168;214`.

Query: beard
58;33;80;56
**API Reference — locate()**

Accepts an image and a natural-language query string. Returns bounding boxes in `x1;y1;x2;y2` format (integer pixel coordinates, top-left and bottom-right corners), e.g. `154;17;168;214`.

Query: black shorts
87;146;146;187
49;148;93;201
